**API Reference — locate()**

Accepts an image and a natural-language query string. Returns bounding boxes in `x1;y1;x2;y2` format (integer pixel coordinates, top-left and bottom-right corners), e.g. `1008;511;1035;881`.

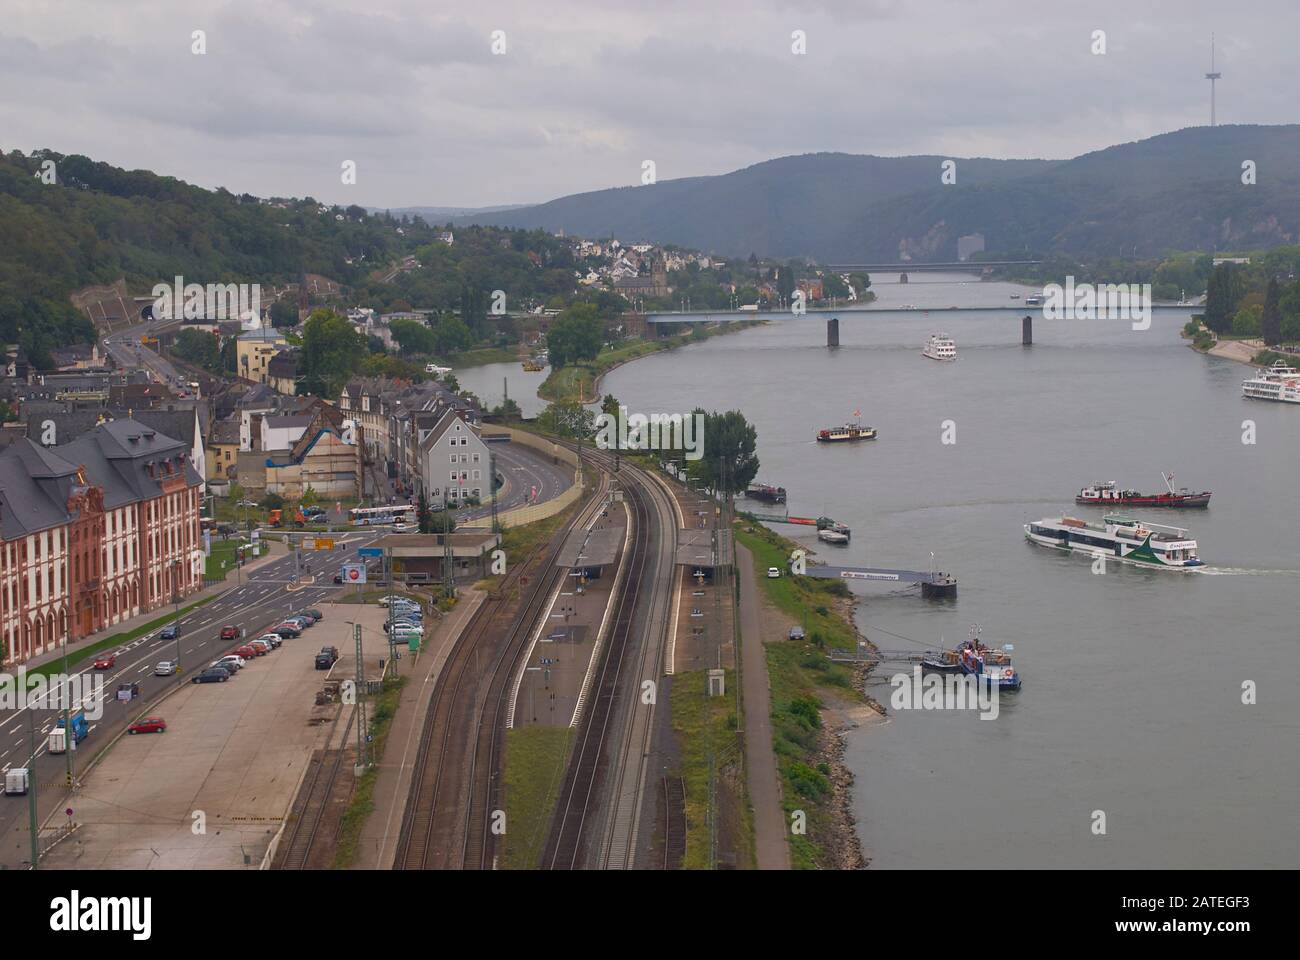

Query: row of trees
1204;262;1300;343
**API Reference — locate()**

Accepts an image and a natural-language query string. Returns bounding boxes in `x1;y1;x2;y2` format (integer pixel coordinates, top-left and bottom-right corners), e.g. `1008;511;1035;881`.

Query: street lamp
172;559;183;676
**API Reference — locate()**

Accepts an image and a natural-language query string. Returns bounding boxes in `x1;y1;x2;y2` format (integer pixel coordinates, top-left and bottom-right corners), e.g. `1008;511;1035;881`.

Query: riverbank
732;520;868;869
539;319;763;403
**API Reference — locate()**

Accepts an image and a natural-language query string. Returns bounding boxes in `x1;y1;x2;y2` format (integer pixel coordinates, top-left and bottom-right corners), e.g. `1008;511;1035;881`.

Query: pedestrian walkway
18;539;287;674
348;588;486;869
736;542;791;870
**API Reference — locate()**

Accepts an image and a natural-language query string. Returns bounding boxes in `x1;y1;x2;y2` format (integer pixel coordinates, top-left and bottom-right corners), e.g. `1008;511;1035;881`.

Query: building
0;420;204;665
260;414;312;452
260;404;361;499
266;350;299;395
236;328;288;385
205;418;240;482
418;408;489;504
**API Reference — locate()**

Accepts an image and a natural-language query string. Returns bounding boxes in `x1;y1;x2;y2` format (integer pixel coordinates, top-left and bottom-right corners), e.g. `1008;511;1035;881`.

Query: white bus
349;504;417;526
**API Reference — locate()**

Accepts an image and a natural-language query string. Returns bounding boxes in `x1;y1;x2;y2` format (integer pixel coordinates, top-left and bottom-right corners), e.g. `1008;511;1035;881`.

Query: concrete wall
468;427;583;529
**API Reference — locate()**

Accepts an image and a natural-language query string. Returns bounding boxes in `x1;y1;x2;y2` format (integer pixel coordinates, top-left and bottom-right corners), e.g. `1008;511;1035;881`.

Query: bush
788;761;830;800
788;695;823;730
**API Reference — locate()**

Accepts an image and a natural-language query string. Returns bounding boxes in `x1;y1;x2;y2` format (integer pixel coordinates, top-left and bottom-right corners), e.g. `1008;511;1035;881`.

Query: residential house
418;408;489;505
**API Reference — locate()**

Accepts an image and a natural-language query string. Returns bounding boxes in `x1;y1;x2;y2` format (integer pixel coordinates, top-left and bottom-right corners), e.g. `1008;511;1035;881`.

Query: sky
1;0;1295;209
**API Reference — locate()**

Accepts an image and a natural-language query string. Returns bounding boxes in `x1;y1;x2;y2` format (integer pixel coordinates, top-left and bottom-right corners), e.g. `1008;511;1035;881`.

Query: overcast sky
2;0;1295;209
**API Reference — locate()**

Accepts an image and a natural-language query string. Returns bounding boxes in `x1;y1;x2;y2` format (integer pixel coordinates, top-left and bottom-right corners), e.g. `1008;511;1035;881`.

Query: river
598;273;1300;868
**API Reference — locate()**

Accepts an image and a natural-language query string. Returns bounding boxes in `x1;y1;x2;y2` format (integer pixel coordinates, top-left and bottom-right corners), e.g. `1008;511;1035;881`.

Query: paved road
736;542;792;870
101;319;184;387
0;532;381;869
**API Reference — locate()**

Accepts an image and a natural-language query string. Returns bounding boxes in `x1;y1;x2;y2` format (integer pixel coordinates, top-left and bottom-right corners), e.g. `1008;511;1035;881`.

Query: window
473;453;480;463
449;453;457;464
472;470;480;481
450;471;458;482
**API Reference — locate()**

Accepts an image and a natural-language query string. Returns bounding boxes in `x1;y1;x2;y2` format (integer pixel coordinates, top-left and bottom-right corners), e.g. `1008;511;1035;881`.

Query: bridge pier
1022;314;1032;346
827;317;840;348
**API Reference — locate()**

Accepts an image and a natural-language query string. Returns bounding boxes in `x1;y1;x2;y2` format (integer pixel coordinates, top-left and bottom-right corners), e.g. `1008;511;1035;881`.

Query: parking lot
41;602;392;869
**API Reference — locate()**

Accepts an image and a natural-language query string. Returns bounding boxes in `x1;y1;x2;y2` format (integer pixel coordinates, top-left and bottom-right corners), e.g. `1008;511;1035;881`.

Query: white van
4;768;29;796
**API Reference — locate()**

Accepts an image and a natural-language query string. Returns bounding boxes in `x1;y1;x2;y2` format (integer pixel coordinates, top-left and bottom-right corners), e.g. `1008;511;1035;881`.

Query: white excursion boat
1242;360;1300;404
922;333;956;361
817;527;849;545
1024;514;1204;569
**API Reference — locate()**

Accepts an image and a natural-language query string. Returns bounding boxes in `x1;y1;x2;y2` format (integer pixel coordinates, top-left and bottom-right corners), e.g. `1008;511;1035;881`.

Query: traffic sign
358;547;383;557
312;538;335;551
341;563;367;584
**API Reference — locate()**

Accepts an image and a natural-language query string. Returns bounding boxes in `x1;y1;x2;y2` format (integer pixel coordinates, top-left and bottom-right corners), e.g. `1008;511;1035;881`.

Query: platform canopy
555;525;624;568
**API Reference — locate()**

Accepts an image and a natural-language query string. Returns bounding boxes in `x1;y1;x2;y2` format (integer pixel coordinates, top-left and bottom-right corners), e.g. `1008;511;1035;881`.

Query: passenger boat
1242;360;1300;404
1024;514;1204;569
744;483;787;504
1076;473;1211;509
922;333;957;361
816;411;876;443
522;359;544;372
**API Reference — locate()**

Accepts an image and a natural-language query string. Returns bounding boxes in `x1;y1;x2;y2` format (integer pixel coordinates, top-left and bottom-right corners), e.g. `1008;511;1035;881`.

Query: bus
349;504;417;526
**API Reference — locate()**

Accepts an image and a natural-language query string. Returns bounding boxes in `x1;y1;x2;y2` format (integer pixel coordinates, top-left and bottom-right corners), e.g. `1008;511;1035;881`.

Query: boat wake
1193;567;1300;577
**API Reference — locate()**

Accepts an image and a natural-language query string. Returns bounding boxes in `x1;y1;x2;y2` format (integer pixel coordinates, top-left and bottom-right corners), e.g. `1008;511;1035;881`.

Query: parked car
246;639;272;655
154;660;180;676
220;625;239;640
304;609;324;621
231;644;258;659
375;595;406;607
192;669;230;684
272;623;301;638
160;625;179;640
315;646;339;670
788;626;806;641
295;611;318;623
237;499;258;508
93;653;117;670
767;567;781;579
212;656;244;672
127;716;167;734
256;633;283;649
288;615;313;628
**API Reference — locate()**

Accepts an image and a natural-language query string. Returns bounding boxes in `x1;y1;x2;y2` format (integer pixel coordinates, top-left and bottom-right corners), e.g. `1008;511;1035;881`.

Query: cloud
2;0;1297;207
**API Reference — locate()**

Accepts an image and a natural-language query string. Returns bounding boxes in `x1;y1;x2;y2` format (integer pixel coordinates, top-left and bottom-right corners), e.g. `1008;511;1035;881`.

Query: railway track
276;706;355;870
541;449;679;869
394;472;608;870
662;776;687;869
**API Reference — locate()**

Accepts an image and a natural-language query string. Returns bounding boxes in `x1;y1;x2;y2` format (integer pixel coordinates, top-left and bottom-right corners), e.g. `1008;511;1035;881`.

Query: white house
418;409;490;505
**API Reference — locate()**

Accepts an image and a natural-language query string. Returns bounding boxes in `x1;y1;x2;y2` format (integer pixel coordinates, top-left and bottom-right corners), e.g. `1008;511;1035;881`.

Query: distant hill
0;149;438;364
453;126;1300;263
373;204;531;222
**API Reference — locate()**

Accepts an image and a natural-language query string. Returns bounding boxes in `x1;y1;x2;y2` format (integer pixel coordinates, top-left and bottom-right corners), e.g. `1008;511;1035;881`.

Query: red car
93;653;116;670
220;625;239;640
231;644;260;659
127;716;167;735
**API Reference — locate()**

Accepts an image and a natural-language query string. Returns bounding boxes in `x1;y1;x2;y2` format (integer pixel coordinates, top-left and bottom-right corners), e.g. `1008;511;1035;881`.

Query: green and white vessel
1024;514;1204;569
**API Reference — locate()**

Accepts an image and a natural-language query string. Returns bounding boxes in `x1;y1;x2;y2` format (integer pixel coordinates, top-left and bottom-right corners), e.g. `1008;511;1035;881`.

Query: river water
600;273;1300;868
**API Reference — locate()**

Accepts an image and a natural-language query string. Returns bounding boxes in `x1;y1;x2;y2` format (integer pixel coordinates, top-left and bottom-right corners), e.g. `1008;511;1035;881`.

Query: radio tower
1204;34;1222;127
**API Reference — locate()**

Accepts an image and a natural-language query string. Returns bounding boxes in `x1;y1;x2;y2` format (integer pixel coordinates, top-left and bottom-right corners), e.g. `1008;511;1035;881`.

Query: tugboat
1076;473;1211;509
922;627;1021;689
816;410;876;443
744;483;787;504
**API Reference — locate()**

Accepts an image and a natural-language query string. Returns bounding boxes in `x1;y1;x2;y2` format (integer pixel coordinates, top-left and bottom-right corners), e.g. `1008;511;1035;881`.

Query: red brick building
0;420;203;666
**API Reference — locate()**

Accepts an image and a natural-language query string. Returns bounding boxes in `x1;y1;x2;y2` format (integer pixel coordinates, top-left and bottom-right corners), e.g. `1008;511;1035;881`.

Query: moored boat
744;483;787;504
1024;514;1204;569
817;527;849;544
1076;473;1211;508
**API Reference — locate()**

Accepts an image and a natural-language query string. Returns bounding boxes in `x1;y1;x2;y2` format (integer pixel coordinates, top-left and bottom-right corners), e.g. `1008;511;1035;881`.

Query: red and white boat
1075;473;1211;509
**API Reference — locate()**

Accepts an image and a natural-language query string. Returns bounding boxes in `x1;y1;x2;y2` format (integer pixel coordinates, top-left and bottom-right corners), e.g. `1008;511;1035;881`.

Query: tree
301;486;319;507
269;299;299;328
173;328;220;371
1262;276;1283;345
686;409;759;495
300;308;366;396
1204;263;1245;335
427;511;457;534
547;303;603;367
537;400;594;440
432;316;473;355
601;393;621;420
390;318;436;355
417;493;431;533
491;397;522;420
261;492;285;510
